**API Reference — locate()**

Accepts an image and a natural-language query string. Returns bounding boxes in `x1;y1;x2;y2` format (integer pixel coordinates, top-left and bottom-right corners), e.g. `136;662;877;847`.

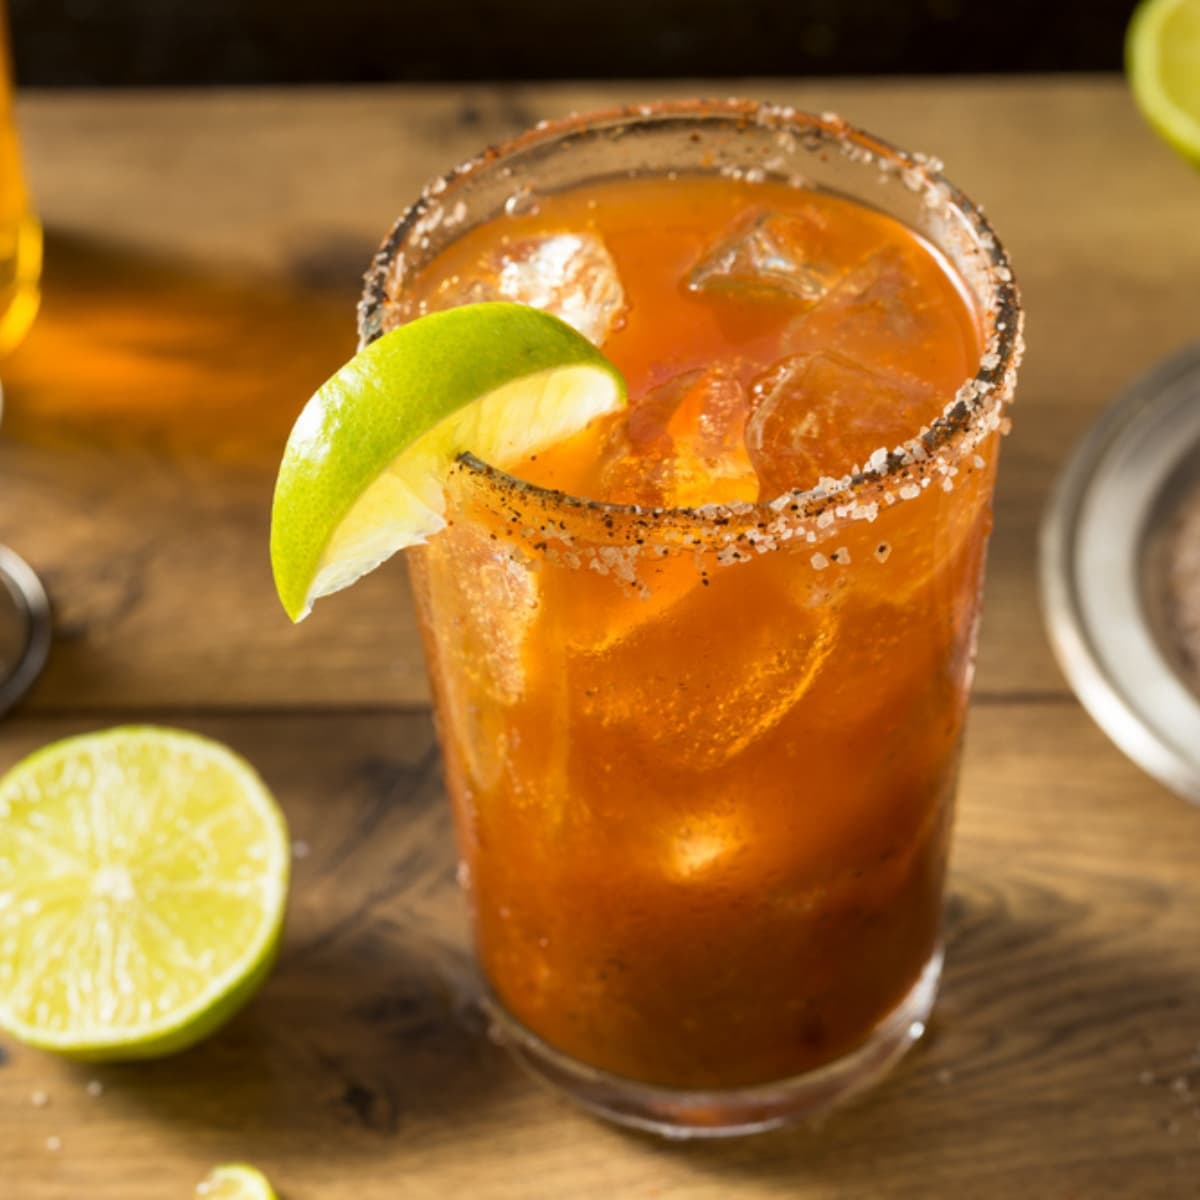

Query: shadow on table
625;879;1200;1194
0;225;418;712
1;226;368;470
70;930;514;1158
60;737;517;1157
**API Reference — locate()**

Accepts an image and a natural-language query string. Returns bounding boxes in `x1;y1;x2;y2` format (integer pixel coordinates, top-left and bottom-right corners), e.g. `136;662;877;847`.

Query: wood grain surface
2;79;1200;1198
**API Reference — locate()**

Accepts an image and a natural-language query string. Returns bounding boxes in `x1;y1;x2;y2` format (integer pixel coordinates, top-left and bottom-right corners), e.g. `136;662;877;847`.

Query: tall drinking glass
0;0;48;716
359;101;1022;1136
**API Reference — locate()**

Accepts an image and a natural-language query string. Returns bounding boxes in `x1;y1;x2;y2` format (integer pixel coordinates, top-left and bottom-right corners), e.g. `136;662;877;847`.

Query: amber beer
0;2;39;354
0;0;48;714
360;102;1021;1135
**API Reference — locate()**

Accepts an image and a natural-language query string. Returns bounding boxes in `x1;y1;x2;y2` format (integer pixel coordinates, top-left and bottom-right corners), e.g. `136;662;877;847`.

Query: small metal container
1041;342;1200;805
0;545;51;717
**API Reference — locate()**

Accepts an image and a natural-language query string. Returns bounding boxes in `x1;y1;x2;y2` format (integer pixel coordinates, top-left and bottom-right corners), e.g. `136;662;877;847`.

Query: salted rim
357;98;1024;546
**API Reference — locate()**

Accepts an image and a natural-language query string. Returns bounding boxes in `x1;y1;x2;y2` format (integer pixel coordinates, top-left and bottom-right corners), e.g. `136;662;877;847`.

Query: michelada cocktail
274;100;1022;1136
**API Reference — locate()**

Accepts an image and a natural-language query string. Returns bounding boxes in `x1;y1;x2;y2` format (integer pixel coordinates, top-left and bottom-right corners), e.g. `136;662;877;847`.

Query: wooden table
2;79;1199;1199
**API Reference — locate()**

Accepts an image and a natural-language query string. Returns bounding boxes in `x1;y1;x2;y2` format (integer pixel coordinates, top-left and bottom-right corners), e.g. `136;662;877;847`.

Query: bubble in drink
599;365;758;507
746;350;935;498
418;519;540;788
414;233;627;345
687;210;842;306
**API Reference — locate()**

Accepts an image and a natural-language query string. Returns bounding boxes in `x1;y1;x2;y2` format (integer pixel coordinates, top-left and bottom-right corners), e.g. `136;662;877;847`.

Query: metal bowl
0;544;51;717
1040;342;1200;804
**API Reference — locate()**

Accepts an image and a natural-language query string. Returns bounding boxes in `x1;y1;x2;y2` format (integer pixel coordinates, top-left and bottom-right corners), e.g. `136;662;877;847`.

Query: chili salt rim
358;98;1023;551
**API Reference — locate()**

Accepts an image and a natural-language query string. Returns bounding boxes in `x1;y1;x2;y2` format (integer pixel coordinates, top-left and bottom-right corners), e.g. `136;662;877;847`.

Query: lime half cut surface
196;1163;279;1200
0;727;289;1060
1128;0;1200;165
270;302;627;621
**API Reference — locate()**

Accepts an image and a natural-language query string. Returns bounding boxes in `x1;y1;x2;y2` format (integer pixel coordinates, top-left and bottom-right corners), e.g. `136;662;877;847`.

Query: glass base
0;546;51;717
485;946;943;1139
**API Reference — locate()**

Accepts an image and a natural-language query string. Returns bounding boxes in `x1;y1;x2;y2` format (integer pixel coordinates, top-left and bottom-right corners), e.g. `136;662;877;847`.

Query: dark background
10;0;1137;86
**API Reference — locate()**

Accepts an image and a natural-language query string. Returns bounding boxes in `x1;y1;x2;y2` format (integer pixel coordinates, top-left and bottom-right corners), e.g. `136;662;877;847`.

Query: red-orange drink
360;102;1022;1135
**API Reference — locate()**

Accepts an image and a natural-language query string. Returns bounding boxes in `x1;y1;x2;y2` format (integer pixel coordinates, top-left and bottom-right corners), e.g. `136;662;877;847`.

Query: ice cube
785;245;940;363
595;421;663;507
579;562;837;773
687;210;842;306
599;366;758;507
564;549;702;655
746;351;935;498
421;233;627;346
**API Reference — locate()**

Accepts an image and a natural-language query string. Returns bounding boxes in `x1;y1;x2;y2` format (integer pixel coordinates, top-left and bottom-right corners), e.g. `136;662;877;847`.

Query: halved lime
270;302;626;621
196;1163;278;1200
1127;0;1200;165
0;727;289;1060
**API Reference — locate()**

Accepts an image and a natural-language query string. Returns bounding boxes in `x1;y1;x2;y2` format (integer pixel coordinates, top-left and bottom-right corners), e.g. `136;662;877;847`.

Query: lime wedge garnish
0;728;289;1060
270;302;627;621
1127;0;1200;165
196;1163;278;1200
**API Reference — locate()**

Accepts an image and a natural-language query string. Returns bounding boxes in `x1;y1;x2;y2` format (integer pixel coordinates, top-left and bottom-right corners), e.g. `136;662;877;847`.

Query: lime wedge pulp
196;1163;278;1200
270;302;627;621
1127;0;1200;165
0;727;289;1060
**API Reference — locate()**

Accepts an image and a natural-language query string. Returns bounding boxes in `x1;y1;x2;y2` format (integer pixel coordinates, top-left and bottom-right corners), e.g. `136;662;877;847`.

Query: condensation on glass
360;100;1023;1137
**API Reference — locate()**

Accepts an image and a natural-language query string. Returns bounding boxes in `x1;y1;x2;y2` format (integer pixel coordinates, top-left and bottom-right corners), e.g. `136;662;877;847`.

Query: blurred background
9;0;1137;86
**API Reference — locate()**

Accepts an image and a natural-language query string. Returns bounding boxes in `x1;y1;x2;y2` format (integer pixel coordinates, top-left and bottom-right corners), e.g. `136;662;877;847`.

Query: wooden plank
3;77;1198;1200
0;703;1197;1198
3;80;1197;709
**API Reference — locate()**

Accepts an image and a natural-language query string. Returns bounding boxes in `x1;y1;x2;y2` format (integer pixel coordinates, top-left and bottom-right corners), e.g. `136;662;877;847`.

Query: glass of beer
0;0;49;715
358;100;1022;1137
